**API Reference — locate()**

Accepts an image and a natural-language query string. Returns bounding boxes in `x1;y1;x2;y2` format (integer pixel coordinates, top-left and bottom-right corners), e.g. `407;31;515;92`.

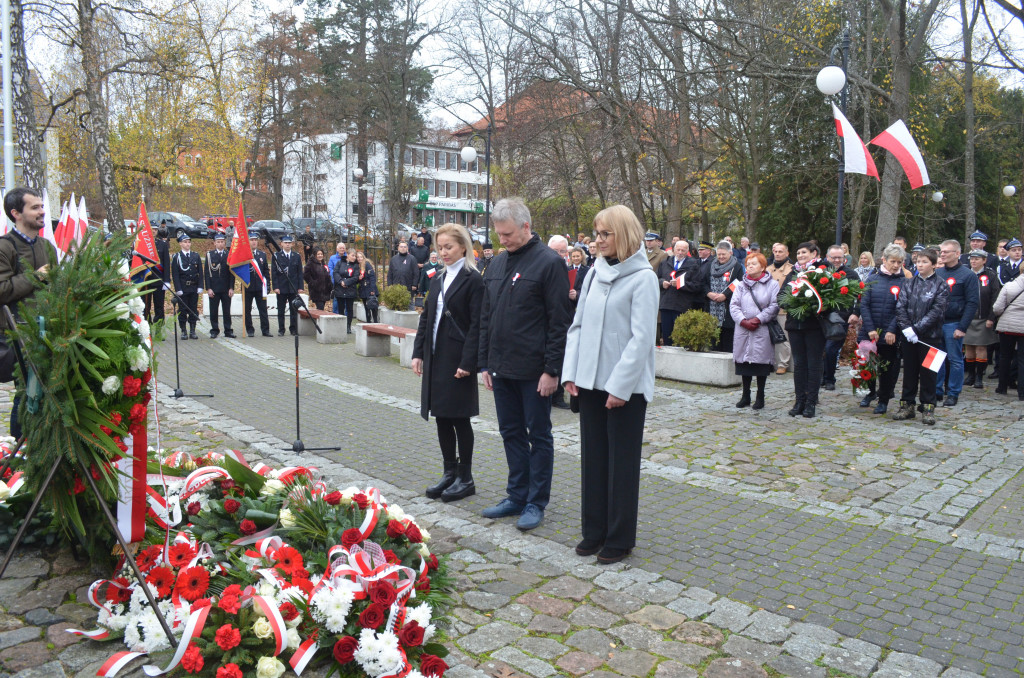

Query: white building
281;132;492;230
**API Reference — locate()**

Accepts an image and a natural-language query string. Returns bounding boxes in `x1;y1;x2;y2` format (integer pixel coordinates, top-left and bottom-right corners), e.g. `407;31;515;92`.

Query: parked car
291;217;348;243
252;219;289;241
148;211;213;239
199;214;256;234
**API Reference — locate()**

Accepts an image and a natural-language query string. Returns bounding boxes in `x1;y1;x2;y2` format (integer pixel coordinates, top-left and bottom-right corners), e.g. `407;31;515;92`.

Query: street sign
424;215;433;227
418;188;429;203
474;202;484;213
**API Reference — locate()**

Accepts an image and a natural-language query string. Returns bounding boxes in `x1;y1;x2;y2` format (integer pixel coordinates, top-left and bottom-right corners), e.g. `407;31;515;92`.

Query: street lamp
1005;185;1017;198
460;121;493;246
353;166;367;246
817;27;851;247
997;184;1017;243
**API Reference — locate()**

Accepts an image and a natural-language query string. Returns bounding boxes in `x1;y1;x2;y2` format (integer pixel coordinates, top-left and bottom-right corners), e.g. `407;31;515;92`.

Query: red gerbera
217;665;243;678
136;545;162;572
168;542;197;569
274;546;304;575
181;643;204;674
240;519;257;536
860;369;872;380
106;577;130;604
175;566;211;602
279;602;299;622
215;624;241;651
292;577;314;595
146;566;175;598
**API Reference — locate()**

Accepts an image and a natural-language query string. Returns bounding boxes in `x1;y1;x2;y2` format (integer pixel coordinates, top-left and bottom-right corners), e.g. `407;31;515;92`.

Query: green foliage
380;283;411;310
671;310;721;352
0;494;60;551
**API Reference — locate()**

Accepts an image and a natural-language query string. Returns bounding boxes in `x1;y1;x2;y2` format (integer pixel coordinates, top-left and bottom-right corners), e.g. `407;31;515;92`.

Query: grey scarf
709;256;738;323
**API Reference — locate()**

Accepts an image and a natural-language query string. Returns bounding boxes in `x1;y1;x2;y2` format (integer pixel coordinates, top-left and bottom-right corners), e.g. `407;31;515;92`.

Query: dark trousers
337;297;354;319
436;417;474;465
578;388;647;550
10;393;21;440
362;299;379;323
311;299;328;311
790;325;825;405
276;293;298;333
875;341;902;404
491;376;554;509
715;327;734;353
660;309;681;346
177;292;199;331
244;290;269;334
208;290;232;331
142;282;166;323
822;325;849;385
901;340;938;405
997;333;1024;396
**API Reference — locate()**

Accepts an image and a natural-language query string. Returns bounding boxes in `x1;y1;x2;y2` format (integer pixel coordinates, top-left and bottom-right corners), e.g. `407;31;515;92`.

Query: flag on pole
76;195;89;246
54;195;78;255
40;190;63;262
832;104;879;179
131;202;159;283
227;201;255;288
922;343;947;372
869;119;930;189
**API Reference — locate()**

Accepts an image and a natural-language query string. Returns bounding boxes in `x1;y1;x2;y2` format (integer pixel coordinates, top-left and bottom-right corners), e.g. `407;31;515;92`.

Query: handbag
750;288;786;344
365;295;379;311
819;311;847;341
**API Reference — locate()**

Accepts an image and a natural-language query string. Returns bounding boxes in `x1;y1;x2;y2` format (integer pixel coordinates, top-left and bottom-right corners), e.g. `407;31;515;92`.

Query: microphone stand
271;249;339;453
137;259;213;400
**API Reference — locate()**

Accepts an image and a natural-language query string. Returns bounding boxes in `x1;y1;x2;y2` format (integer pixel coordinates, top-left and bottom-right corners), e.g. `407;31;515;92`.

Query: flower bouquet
849;340;889;394
778;264;867;320
72;451;452;678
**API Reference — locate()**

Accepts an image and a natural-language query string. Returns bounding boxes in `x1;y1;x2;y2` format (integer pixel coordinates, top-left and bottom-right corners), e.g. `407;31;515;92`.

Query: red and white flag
76;195;89;245
674;273;686;290
922;345;947;372
870;119;930;189
40;190;64;262
832;104;879;179
427;267;437;278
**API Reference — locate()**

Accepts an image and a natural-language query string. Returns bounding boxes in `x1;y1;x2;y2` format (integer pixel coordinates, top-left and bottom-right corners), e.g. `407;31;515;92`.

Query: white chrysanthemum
279;508;296;527
123;620;142;651
405;604;432;628
115;302;130;319
310;587;354;634
804;289;814;298
134;319;151;340
101;375;121;395
354;629;404;677
260;478;286;496
126;345;149;372
128;296;145;315
138;607;173;653
406;671;426;678
118;261;130;277
129;582;160;614
99;608;128;632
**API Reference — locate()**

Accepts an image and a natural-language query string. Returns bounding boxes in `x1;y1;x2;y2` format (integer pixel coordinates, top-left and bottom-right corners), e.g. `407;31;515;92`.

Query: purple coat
730;274;780;366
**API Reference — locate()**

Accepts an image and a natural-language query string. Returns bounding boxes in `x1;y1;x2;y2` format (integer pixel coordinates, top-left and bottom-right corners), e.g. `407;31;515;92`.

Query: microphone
132;251;161;267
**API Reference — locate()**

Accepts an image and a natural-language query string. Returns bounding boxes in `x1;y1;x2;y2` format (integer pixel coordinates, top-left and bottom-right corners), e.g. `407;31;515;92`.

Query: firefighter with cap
171;232;204;340
959;230;999;269
271;233;304;335
997;238;1023;286
204;231;235;338
645;232;668;270
244;231;272;337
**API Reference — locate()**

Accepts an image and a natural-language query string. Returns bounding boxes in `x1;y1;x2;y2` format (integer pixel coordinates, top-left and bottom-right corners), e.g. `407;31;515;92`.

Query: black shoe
552;399;571;410
290;330;298;336
425;465;457;499
597;547;632;564
802;404;816;418
441;463;475;502
822;382;835;391
859;393;876;407
247;330;255;337
736;393;751;408
963;371;976;387
210;329;220;339
180;331;188;340
224;330;236;338
278;329;285;336
873;402;888;414
989;370;999;379
262;331;273;337
752;394;765;410
575;539;603;557
189;331;198;340
996;387;1008;395
788;401;806;417
943;395;958;407
974;374;985;389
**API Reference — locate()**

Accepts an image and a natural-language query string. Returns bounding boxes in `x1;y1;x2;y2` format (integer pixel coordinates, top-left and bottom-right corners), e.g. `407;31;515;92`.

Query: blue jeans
935;322;965;398
491;376;554;509
332;297;339;314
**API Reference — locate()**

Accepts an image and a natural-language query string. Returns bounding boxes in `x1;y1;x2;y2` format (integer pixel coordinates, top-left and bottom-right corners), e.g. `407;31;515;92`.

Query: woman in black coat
411;223;484;502
302;248;332;310
356;251;379;323
782;241;827;419
332;250;359;334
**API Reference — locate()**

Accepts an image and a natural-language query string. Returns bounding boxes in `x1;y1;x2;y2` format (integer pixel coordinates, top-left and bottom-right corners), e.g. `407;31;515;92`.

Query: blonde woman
411;224;484;502
356;251;378;323
562;205;659;564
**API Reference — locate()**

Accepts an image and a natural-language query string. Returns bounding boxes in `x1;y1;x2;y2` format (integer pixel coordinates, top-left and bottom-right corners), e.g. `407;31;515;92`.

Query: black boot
975;361;986;389
788;400;805;417
441;463;475;502
752;391;765;410
189;324;198;340
963;362;976;387
346;318;353;334
425;464;457;499
736;390;751;408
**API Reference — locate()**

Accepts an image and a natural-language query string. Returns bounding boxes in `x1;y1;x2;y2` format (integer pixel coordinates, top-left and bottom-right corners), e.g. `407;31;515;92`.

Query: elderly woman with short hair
729;252;780;410
857;244;908;414
705;241;745;352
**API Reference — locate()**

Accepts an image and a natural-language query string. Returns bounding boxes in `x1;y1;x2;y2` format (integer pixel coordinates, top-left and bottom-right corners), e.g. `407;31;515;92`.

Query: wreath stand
0;305;177;646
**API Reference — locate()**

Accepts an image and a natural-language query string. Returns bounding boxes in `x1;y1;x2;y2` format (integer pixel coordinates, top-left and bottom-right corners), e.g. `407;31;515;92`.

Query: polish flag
40;190;64;262
427;267;437;278
922;345;947;372
674;273;686;290
76;196;89;245
870;119;930;189
728;280;738;293
832;104;879;179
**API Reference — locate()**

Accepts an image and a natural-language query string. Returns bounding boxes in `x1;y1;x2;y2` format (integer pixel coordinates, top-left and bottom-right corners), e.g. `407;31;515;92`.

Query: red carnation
71;476;86;495
217;665;243;678
122;376;141;397
840;286;849;295
420;654;449;678
142;391;152;406
833;271;843;279
398;620;425;647
341;528;363;548
220;479;237;494
223;498;241;514
218;584;242;614
240;519;257;535
353;493;369;509
369;581;397;607
215;624;241;651
99;425;112;435
175;566;210;601
129;421;145;437
324;490;342;505
142;368;152;385
109;412;123;426
333;636;358;664
146;566;174;598
405;523;423;543
181;643;204;674
358;602;386;628
386;519;406;539
279;602;299;622
415;575;430;595
129;403;147;422
819;277;829;285
859;281;866;289
106;577;130;604
168;542;196;568
427;553;439;571
114;437;128;453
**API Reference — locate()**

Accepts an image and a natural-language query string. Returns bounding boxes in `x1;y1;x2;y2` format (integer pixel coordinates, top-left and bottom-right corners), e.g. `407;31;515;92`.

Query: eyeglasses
595;231;614;240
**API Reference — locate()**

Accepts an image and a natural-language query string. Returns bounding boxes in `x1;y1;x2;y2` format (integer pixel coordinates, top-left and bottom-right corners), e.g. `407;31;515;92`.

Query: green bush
671;310;721;352
380;284;411;310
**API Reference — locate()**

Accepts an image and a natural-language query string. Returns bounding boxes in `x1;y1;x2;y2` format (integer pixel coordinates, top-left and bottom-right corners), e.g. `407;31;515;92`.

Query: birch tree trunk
961;0;980;239
10;0;43;189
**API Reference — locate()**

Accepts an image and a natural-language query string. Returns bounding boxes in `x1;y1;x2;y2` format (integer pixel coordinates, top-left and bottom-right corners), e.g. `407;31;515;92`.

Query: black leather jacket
895;272;949;343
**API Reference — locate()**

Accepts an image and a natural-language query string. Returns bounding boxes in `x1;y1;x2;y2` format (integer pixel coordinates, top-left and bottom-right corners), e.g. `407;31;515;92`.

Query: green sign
330;143;342;160
474;202;484;213
424;215;434;227
418;189;429;203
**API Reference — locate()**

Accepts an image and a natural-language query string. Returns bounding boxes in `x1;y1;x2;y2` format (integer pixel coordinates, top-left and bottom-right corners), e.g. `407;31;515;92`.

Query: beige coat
993;275;1024;334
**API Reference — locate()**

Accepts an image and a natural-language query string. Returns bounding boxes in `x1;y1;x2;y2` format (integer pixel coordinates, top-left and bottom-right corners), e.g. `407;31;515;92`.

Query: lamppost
996;184;1016;243
353;166;366;246
460;122;492;245
816;27;851;247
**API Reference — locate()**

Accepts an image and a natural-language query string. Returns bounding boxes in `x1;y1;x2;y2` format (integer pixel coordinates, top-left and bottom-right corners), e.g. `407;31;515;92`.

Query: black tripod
0;306;176;646
284;295;339;453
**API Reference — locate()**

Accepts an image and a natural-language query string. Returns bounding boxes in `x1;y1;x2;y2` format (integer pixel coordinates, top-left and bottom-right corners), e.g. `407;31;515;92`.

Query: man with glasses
935;240;980;406
821;245;861;390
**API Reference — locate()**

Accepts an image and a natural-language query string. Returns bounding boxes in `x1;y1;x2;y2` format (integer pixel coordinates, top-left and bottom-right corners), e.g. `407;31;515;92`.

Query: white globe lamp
1005;185;1017;198
816;66;846;96
460;146;478;165
931;191;943;203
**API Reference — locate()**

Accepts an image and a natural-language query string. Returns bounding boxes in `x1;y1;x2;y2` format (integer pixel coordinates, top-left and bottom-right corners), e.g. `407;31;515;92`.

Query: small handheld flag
921;343;947;373
674;272;686;289
427;267;437;278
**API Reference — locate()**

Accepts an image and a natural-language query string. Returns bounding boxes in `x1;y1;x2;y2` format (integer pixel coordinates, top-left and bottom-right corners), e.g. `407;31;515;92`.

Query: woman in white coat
562;205;660;564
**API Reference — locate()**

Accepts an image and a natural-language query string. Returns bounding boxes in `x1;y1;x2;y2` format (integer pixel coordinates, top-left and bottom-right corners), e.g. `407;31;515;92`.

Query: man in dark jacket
935;240;980;406
479;244;495;273
204;232;235;338
0;187;53;438
478;197;571;532
387;241;419;306
271;234;304;335
821;245;861;390
567;247;589;308
657;240;702;345
149;227;171;325
171;233;204;340
409;236;430;268
243;233;271;337
997;238;1022;286
418;225;432;250
959;230;999;269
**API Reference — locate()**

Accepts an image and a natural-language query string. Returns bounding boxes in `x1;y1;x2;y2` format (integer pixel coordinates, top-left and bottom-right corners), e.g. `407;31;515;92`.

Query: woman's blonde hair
434;223;477;271
593;205;644;262
859;251;875;267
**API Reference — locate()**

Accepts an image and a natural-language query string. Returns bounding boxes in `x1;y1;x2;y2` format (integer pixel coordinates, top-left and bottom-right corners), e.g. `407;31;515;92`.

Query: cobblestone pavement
0;319;1023;676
